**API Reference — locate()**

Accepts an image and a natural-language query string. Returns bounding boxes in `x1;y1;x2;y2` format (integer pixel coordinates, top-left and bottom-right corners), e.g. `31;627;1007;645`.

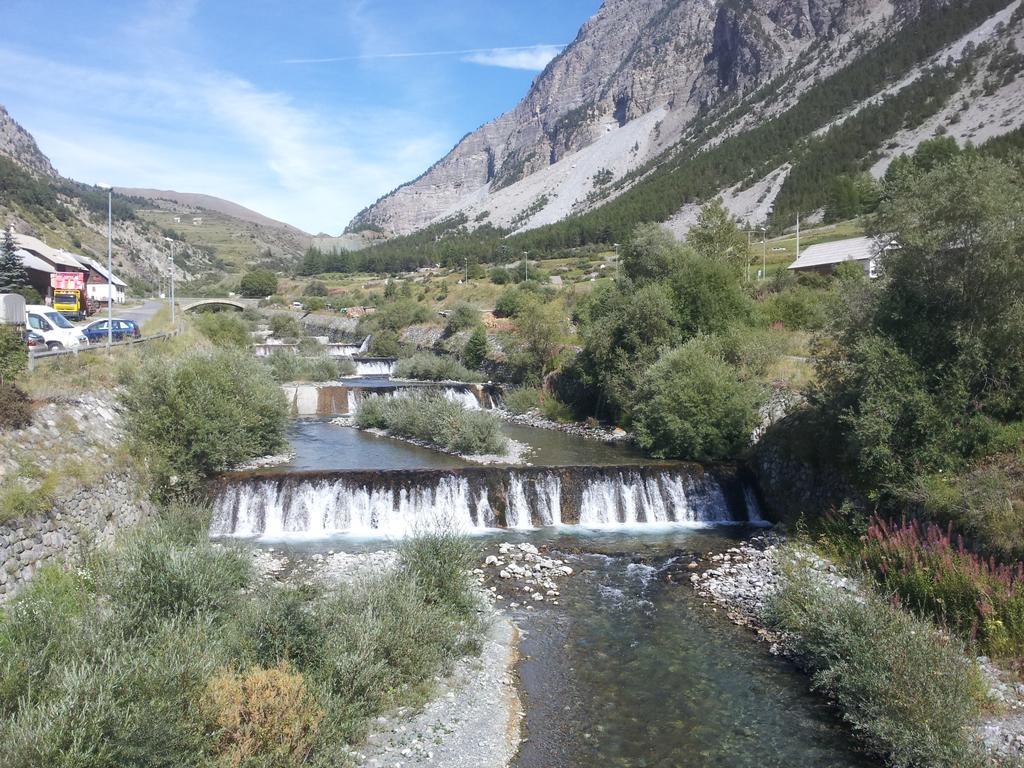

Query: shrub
239;269;278;298
768;561;988;768
203;664;323;768
489;267;511;285
303;280;328;297
356;393;507;455
0;383;31;431
758;285;828;330
0;325;27;385
269;314;304;340
263;351;353;384
398;530;480;622
194;312;251;348
539;392;574;423
503;386;541;414
122;348;288;498
631;340;759;461
495;286;527;318
444;303;480;335
860;516;1024;657
462;326;488;370
394;352;478;382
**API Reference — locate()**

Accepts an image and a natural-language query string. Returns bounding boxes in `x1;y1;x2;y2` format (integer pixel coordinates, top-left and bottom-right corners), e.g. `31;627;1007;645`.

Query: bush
758;285;828;330
203;664;323;767
394;352;478;382
768;561;987;768
495;287;527;318
303;280;329;297
0;383;31;431
239;269;279;298
631;340;759;461
0;511;484;767
263;352;353;384
489;267;511;285
462;326;488;370
194;312;251;348
444;303;480;335
122;348;288;498
356;393;507;455
269;314;304;341
503;386;541;414
0;325;27;385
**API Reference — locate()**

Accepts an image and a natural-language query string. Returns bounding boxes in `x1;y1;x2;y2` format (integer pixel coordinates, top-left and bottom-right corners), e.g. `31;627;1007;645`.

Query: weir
282;382;493;416
211;464;761;536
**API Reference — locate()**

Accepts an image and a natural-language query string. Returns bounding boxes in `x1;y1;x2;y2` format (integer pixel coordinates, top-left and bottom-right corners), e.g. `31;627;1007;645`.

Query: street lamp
98;183;113;347
522;251;528;282
613;243;620;280
164;237;176;327
760;227;767;281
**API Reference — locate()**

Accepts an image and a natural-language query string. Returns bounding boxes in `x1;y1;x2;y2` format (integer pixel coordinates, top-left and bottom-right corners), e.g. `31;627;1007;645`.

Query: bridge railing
27;332;179;370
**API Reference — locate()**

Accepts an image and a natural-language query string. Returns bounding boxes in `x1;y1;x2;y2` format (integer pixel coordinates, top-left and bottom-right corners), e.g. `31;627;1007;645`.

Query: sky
0;0;601;234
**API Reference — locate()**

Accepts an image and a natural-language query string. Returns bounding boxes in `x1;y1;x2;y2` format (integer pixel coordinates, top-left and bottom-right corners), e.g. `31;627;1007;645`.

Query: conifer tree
0;226;29;294
463;325;488;370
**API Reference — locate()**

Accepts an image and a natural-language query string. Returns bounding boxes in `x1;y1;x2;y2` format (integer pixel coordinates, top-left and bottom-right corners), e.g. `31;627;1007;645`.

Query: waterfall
212;466;760;537
356;360;397;376
441;387;481;410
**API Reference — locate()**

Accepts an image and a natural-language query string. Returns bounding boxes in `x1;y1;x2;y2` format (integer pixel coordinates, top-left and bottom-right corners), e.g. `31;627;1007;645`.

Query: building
12;232;127;304
787;236;893;278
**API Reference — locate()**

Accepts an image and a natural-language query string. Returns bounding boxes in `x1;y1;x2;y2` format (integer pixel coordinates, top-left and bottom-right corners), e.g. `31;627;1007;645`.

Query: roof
788;236;883;270
16;249;55;273
13;233;86;272
81;256;128;287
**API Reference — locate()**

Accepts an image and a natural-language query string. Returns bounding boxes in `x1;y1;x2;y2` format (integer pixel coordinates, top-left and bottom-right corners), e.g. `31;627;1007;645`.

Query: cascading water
211;466;759;537
356;360;397;376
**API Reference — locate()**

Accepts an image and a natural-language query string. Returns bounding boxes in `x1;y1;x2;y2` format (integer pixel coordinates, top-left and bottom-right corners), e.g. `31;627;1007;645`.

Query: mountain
0;105;58;179
0;106;311;290
114;188;306;234
349;0;1024;239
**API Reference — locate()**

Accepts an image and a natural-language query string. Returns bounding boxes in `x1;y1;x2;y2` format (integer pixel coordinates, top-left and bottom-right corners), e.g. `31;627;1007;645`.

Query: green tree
303;280;328;297
507;297;565;384
620;223;682;283
238;269;278;298
687;199;746;268
631;340;759;461
0;226;29;294
463;326;488;370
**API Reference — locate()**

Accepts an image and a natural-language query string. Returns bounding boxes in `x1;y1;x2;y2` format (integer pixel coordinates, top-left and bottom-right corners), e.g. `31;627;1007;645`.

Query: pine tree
0;226;29;294
463;325;488;370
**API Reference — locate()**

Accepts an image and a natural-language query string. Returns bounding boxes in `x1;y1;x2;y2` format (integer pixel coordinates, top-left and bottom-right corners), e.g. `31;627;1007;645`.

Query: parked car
24;305;88;349
81;318;142;344
23;330;45;351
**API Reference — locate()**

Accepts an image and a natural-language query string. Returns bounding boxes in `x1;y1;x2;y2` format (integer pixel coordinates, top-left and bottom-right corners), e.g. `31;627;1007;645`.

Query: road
115;299;167;326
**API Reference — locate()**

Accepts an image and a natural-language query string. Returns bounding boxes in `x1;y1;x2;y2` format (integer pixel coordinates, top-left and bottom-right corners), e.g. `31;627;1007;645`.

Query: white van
24;305;88;350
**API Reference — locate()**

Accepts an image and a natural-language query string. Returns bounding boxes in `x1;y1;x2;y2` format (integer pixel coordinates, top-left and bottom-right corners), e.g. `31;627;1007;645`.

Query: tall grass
0;505;483;768
356;392;507;455
860;516;1024;657
264;350;356;383
768;560;988;768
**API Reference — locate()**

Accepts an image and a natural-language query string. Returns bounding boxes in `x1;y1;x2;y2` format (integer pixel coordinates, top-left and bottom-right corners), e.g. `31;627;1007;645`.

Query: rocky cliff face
348;0;980;237
0;105;58;178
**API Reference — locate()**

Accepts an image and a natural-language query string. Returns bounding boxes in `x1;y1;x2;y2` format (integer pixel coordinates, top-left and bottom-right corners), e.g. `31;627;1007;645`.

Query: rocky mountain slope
0;106;309;290
0;105;57;179
350;0;1024;238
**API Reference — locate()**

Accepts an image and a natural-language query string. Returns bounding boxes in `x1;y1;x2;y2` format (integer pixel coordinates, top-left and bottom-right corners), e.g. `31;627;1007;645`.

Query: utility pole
795;212;801;263
522;251;528;282
746;231;752;282
98;184;113;348
761;227;767;281
465;257;469;283
613;243;620;280
164;237;176;327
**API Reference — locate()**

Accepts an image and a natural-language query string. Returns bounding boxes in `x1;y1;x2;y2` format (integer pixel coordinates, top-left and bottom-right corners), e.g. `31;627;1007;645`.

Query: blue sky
0;0;600;233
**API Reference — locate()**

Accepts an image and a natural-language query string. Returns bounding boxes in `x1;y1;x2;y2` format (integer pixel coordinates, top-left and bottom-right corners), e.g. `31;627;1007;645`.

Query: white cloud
462;45;564;71
0;46;450;233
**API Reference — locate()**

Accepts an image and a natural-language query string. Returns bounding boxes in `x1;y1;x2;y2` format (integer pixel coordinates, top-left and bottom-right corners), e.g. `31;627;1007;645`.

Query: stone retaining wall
0;470;155;600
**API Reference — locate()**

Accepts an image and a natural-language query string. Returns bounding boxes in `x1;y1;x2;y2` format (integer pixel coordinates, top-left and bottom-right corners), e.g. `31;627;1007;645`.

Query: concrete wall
0;470;155;600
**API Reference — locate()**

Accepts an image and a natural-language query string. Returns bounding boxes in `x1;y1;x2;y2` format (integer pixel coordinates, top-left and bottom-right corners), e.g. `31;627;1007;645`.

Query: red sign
51;272;85;290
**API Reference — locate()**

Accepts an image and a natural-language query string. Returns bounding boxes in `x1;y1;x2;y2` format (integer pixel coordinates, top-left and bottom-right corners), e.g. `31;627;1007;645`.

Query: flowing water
509;532;876;767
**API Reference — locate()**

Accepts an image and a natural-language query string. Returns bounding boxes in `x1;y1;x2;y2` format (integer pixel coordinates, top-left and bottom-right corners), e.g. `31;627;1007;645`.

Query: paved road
115;299;167;326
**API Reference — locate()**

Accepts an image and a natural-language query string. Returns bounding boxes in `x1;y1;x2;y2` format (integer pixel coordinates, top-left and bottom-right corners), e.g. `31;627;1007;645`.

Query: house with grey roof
787;236;894;278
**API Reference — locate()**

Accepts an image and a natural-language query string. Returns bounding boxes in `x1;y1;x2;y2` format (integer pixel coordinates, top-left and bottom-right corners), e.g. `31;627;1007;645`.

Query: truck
50;272;91;321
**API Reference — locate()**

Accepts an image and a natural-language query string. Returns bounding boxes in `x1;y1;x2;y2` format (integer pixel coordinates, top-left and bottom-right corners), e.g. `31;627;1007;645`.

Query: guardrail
27;331;178;370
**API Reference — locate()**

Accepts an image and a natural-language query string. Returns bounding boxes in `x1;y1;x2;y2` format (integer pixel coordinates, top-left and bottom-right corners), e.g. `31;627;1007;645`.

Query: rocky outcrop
0;105;58;178
348;0;942;236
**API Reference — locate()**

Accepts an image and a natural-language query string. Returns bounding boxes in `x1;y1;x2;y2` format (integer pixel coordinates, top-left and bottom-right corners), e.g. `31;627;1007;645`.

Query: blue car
81;318;142;344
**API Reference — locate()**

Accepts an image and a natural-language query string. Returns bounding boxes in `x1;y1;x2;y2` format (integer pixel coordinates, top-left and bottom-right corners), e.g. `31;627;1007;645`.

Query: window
28;314;51;331
44;311;74;329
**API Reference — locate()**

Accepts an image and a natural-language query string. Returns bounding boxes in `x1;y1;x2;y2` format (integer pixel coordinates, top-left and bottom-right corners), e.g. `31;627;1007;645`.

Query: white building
787;236;894;278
